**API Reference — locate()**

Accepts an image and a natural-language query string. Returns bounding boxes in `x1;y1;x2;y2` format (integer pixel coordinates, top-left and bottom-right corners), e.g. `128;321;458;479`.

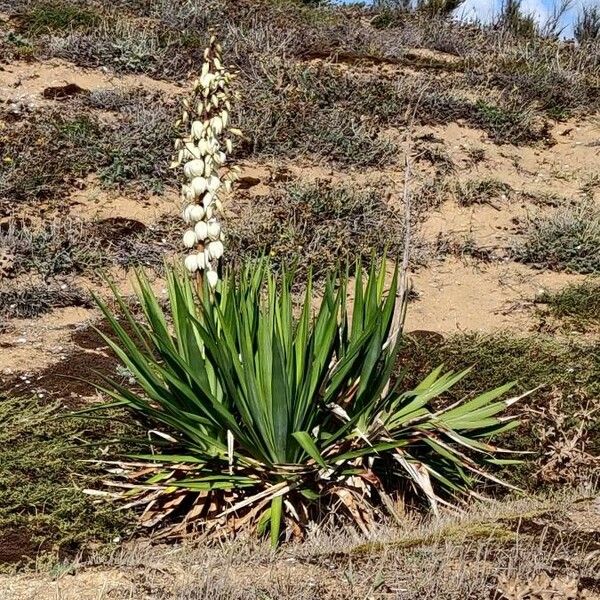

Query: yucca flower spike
173;34;241;288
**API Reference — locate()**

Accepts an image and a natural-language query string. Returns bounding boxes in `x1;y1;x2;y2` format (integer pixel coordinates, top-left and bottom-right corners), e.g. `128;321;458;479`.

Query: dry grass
14;490;597;599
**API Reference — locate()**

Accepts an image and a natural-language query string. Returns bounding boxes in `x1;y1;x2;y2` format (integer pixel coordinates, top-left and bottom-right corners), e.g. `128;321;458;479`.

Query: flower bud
184;159;205;179
184;254;198;272
206;270;219;288
183;230;197;248
195;221;208;241
207;240;224;259
191;177;208;196
189;204;205;221
207;219;221;240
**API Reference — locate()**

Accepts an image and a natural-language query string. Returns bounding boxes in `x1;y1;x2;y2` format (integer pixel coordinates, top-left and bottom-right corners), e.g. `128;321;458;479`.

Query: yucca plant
92;260;522;544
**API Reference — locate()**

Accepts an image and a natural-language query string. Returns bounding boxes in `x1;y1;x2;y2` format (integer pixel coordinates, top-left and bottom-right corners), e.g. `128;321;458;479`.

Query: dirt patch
0;347;115;406
0;529;43;566
405;257;583;334
0;59;183;108
67;178;177;224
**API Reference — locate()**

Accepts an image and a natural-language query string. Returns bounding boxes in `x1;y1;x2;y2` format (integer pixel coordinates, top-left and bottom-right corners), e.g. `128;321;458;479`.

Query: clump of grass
455;178;512;206
0;283;91;319
514;202;600;274
537;280;600;328
0;396;138;569
226;182;409;281
396;332;600;487
1;220;107;281
474;99;547;144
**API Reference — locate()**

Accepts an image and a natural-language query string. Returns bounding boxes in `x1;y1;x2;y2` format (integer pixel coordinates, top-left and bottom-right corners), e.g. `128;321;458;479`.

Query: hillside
0;1;599;598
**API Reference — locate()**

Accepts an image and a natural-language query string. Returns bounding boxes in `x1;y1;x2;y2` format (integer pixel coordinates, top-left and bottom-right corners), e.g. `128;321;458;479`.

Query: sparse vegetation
514;202;600;274
0;220;106;280
0;110;103;211
17;1;101;35
0;283;91;319
226;183;410;281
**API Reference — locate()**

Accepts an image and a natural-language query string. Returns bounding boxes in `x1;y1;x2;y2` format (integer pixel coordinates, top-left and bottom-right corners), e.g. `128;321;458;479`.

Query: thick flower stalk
172;35;241;288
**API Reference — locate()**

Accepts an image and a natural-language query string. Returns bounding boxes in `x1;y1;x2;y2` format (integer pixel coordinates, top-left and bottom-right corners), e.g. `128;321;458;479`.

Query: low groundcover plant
89;36;522;546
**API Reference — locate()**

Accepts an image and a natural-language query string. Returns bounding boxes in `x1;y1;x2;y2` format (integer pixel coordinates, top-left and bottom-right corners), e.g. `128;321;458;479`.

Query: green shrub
94;262;520;544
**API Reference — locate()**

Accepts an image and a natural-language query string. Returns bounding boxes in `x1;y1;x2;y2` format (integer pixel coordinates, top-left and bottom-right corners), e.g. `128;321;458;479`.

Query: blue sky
336;0;600;38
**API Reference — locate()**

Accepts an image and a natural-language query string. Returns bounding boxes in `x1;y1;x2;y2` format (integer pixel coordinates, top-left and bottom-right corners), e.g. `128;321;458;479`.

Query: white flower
207;240;224;259
206;269;219;288
183;230;197;248
197;251;206;270
207;175;221;192
207;219;221;240
191;176;208;196
189;204;205;221
191;121;205;139
200;72;213;89
194;221;208;241
184;254;199;272
211;116;223;135
198;139;209;155
184;159;205;179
